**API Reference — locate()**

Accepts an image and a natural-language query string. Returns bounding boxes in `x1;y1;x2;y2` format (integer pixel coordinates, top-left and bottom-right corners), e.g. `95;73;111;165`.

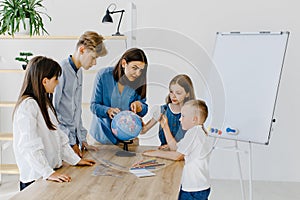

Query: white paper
129;169;155;178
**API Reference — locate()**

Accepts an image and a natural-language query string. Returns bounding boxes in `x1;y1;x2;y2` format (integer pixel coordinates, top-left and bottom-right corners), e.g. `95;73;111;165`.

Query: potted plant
15;52;33;70
0;0;51;36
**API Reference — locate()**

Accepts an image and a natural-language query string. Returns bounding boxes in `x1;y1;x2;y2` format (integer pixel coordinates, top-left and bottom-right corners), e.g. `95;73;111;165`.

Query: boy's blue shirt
68;55;78;73
53;57;87;146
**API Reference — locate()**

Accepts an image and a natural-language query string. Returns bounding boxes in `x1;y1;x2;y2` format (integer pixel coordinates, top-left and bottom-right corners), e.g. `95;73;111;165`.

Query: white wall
1;0;299;182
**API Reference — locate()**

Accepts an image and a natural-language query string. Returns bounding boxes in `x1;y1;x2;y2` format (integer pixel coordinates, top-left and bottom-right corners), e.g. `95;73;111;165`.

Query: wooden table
10;145;184;200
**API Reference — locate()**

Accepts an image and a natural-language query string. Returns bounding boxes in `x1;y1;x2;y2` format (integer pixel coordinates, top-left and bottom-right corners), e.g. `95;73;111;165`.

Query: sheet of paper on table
129;168;156;178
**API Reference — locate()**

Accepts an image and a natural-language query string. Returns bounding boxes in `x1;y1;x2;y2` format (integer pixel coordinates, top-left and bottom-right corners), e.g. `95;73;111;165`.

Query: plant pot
15;18;30;35
22;64;27;70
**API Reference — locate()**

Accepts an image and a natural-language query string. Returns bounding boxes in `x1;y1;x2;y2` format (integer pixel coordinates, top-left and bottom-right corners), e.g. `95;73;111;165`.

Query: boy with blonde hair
54;31;107;157
144;99;211;200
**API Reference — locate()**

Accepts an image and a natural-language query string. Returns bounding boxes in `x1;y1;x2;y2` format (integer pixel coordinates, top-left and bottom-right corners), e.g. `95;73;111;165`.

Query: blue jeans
178;187;210;200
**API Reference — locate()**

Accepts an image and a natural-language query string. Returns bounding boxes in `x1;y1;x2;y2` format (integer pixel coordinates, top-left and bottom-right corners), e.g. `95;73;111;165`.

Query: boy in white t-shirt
143;99;211;200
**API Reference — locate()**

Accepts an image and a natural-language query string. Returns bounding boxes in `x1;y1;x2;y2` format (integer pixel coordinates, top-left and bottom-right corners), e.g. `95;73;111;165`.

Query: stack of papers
129;169;155;178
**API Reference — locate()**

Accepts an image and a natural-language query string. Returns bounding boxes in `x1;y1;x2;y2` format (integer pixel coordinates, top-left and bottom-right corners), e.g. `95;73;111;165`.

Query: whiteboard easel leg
248;142;253;200
0;111;1;185
235;141;245;200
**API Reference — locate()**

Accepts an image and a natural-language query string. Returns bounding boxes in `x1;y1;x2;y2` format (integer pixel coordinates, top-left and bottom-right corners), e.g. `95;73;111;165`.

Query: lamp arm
110;10;125;14
115;10;125;35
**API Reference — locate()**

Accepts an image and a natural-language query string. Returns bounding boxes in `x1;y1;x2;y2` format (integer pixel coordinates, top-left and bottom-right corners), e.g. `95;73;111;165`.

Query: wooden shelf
0;101;90;108
0;35;126;40
0;69;25;73
0;133;13;141
0;69;100;73
0;164;19;174
0;101;15;107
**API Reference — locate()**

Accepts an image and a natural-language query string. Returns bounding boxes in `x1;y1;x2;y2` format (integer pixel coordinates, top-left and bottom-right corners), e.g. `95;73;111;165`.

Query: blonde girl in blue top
141;74;195;148
89;48;148;144
13;56;95;191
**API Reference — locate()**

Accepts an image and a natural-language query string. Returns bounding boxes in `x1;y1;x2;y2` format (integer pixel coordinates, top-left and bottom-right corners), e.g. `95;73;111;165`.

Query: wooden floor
1;175;300;200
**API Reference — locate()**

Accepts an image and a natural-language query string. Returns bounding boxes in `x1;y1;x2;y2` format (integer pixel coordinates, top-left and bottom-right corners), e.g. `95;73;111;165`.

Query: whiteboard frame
209;31;289;145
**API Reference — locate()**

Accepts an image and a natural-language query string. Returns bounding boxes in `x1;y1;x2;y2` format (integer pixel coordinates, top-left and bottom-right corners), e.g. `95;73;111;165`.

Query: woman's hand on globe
130;101;142;113
107;107;120;119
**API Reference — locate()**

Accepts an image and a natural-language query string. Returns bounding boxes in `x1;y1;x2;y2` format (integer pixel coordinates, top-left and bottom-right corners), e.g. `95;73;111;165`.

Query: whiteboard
208;32;289;145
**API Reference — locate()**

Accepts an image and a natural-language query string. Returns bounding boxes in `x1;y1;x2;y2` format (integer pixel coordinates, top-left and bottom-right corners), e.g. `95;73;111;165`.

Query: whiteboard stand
248;141;253;200
235;141;246;200
214;141;254;200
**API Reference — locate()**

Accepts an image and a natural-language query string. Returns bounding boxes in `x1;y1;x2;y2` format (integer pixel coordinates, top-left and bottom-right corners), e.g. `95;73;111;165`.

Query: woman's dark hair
13;56;62;130
113;48;148;99
166;74;195;104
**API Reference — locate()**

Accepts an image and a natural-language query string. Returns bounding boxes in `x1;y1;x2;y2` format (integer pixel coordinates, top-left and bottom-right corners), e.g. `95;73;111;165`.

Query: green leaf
15;51;33;64
0;0;51;36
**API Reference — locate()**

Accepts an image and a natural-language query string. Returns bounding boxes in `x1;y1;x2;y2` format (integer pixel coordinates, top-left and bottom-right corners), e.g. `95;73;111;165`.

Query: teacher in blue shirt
89;48;148;144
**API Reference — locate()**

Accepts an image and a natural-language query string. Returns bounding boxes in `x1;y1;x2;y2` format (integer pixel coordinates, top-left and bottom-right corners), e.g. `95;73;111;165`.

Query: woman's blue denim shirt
89;67;148;144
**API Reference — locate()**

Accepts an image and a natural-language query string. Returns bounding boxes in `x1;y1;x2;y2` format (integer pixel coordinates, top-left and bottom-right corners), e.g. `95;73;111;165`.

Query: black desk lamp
102;3;125;36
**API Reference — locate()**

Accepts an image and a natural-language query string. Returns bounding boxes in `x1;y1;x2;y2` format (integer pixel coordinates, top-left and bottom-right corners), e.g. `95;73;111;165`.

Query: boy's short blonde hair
184;99;208;123
76;31;107;57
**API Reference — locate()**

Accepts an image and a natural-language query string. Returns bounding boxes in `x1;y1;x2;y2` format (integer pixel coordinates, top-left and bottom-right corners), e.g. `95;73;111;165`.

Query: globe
111;110;142;141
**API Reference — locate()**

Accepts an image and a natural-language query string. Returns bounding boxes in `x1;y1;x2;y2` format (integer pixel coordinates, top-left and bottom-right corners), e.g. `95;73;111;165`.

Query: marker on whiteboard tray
230;31;240;34
259;31;271;34
209;127;217;133
208;127;222;135
226;127;239;135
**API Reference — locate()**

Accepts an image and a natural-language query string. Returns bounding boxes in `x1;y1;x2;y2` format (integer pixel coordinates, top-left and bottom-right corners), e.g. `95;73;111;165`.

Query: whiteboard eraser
226;127;239;135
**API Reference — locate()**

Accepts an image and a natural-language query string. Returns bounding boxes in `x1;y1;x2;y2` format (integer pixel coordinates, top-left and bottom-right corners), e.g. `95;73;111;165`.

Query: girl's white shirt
13;98;81;183
177;125;211;192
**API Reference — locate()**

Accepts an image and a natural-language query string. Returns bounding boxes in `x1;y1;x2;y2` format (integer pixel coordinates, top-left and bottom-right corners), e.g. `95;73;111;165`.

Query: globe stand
115;140;136;157
122;140;133;151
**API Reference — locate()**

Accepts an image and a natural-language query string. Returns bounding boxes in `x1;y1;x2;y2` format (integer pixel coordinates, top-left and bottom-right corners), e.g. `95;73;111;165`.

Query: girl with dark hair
13;56;95;191
89;48;148;144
